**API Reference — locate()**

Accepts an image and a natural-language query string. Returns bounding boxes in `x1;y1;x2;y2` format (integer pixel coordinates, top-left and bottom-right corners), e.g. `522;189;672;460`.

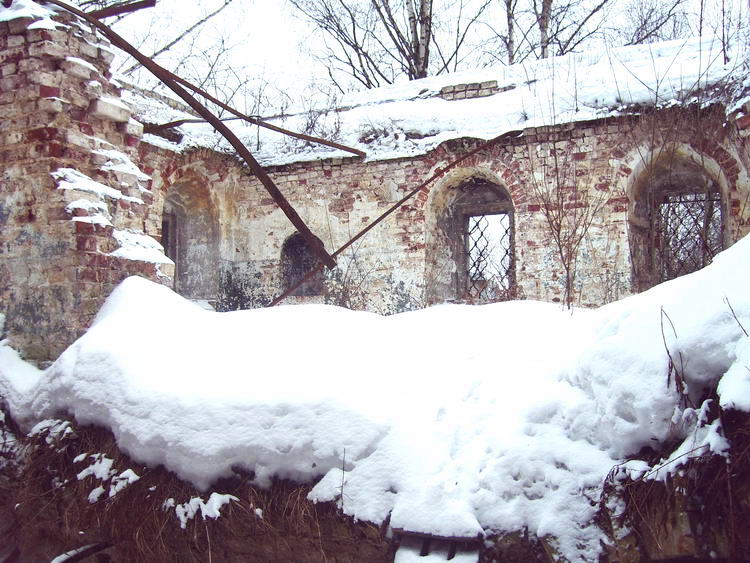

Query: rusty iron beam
145;109;365;159
88;0;156;19
43;0;336;270
146;117;238;131
270;130;523;306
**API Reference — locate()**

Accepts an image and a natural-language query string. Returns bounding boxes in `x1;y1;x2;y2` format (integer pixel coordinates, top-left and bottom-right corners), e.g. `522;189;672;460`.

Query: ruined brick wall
0;13;171;362
165;111;746;313
2;10;749;363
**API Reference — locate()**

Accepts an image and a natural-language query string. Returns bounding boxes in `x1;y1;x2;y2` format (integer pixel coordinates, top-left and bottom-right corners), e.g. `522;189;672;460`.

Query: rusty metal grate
466;212;513;300
657;191;722;282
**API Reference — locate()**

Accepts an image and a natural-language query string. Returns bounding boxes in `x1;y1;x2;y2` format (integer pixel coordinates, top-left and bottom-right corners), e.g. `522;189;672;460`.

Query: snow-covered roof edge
124;35;749;168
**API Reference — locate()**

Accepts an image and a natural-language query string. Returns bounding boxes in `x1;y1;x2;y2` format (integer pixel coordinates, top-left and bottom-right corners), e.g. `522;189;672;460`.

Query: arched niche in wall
161;178;220;301
628;149;725;292
280;232;326;297
425;173;516;304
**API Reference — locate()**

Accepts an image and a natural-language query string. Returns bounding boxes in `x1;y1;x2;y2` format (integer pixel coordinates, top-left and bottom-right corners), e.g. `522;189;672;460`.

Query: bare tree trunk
720;0;728;63
538;0;552;58
505;0;515;64
415;0;433;78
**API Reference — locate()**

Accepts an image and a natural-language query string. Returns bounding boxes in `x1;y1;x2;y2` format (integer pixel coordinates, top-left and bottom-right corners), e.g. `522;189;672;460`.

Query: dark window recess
161;211;177;263
656;190;723;282
281;233;326;296
465;212;513;300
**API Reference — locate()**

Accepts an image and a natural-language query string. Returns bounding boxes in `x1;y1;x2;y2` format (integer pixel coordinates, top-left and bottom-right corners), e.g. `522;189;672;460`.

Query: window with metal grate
465;212;513;300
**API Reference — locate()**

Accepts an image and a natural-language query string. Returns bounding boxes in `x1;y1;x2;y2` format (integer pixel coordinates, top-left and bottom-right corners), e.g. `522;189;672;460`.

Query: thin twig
725;296;748;336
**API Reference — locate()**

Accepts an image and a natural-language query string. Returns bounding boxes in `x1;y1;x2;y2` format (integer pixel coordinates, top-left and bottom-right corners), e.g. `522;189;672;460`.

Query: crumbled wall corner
0;2;160;361
595;401;750;561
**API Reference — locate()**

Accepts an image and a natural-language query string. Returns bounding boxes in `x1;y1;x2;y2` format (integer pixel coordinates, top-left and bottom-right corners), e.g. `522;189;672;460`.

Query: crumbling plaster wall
138;107;750;315
204;111;748;312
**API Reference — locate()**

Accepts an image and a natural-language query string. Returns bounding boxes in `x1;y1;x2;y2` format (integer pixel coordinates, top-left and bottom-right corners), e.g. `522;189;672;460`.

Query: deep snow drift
2;236;749;560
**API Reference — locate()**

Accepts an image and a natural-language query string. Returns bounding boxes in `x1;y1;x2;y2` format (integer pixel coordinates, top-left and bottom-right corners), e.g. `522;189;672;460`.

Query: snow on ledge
52;168;144;204
109;229;172;265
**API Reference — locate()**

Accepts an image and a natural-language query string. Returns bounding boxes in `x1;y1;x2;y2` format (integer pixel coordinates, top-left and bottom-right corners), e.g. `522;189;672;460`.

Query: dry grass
1;414;389;562
599;401;750;561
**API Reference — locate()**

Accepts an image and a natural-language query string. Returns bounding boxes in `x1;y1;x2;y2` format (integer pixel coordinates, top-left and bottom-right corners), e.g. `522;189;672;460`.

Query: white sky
110;0;323;110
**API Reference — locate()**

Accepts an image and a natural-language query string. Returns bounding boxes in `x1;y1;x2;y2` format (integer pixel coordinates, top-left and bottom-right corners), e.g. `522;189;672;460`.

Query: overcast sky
109;0;323;112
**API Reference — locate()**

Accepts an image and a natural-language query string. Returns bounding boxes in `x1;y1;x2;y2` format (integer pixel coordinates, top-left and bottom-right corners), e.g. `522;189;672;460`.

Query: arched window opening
281;233;326;297
453;179;515;302
161;181;219;301
630;157;724;290
654;188;722;282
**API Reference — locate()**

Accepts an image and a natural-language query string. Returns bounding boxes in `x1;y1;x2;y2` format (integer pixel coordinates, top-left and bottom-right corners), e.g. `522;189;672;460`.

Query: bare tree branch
121;0;235;75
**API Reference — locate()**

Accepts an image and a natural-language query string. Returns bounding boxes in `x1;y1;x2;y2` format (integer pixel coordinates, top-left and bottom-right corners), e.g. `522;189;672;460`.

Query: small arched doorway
160;179;220;301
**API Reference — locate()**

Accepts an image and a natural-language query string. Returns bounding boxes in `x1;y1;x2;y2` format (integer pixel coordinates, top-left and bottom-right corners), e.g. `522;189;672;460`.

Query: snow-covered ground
1;235;749;561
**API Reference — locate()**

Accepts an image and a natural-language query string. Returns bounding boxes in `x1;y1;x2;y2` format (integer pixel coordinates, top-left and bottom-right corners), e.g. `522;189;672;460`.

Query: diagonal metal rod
270;130;522;306
44;0;336;269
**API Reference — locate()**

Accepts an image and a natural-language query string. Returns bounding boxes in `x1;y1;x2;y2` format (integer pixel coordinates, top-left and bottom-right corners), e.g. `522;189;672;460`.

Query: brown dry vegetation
2;403;749;562
0;415;391;562
599;403;750;562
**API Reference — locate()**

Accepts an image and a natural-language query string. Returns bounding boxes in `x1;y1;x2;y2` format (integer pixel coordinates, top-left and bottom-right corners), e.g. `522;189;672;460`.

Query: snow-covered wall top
0;0;62;28
124;35;749;167
2;1;746;168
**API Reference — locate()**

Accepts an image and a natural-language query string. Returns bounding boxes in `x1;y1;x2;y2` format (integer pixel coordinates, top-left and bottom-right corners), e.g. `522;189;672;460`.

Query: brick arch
423;166;517;305
158;148;238;198
622;142;735;291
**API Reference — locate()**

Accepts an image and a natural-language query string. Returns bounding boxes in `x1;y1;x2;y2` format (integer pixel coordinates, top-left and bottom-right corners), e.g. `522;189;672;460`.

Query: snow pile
74;452;141;503
2;236;749;560
163;493;239;529
125;35;746;167
718;335;750;410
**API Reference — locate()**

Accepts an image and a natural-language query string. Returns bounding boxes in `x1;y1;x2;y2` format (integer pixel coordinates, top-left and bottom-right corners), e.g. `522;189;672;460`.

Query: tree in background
288;0;492;91
615;0;689;45
292;0;746;87
69;0;246;110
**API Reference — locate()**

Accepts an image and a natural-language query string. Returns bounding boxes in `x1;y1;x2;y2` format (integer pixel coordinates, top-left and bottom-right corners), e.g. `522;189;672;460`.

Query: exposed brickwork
440;80;503;100
0;13;171;362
